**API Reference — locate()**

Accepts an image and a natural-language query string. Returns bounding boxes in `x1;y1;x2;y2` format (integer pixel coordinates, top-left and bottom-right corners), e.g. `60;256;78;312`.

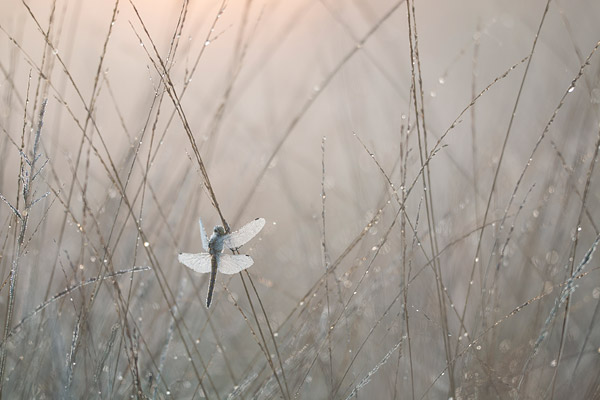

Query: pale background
1;0;600;398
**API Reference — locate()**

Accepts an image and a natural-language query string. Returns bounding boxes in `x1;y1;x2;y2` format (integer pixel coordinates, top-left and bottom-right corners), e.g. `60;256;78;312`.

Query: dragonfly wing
218;254;254;274
178;252;212;273
223;218;265;250
198;218;209;251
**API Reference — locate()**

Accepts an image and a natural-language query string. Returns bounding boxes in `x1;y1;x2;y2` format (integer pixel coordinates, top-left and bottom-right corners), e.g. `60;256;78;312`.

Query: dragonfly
178;217;265;307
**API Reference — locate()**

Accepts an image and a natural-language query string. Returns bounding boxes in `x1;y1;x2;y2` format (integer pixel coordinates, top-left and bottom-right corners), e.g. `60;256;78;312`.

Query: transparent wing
198;218;209;251
178;252;212;273
218;254;254;274
223;218;265;250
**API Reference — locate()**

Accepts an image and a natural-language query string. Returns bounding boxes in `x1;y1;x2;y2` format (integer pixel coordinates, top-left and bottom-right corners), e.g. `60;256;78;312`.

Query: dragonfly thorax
209;225;227;254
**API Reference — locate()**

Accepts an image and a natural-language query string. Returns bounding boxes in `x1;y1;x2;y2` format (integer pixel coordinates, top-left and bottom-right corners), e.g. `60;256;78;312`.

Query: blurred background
1;0;600;398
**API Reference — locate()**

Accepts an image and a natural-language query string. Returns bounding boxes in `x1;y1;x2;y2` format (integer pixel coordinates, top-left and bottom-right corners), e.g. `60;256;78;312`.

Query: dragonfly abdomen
206;254;219;307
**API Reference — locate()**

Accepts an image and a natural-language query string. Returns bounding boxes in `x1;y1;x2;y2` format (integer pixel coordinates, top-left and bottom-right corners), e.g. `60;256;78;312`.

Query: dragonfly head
214;226;226;236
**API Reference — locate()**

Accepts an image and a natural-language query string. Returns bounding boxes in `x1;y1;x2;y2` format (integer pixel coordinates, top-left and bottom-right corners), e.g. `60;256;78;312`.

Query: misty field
1;0;600;399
